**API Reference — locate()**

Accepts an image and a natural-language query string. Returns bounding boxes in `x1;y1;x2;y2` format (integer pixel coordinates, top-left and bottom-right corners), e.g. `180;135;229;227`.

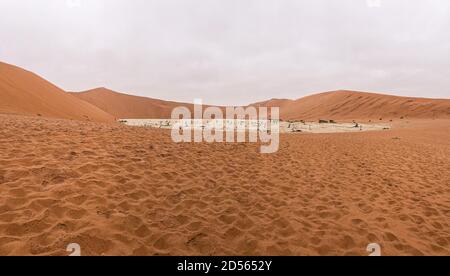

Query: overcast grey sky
0;0;449;105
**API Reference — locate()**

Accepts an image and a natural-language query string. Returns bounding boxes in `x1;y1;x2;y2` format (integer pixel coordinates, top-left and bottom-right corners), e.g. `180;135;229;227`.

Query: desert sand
1;62;449;256
0;114;449;256
0;62;114;123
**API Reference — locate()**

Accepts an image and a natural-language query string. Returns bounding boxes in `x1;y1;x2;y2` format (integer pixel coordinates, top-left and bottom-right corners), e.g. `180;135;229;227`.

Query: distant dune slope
0;62;114;122
256;90;450;121
251;98;294;109
71;88;196;119
73;88;450;121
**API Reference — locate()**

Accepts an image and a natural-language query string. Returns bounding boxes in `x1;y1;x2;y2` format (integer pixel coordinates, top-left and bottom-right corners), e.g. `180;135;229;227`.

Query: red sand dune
251;98;294;109
0;62;114;123
73;88;450;121
2;61;449;122
71;88;196;119
258;90;450;121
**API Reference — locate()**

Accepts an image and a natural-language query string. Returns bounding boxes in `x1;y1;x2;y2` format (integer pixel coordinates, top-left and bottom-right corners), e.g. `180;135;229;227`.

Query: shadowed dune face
0;62;114;123
271;90;450;121
0;114;449;256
